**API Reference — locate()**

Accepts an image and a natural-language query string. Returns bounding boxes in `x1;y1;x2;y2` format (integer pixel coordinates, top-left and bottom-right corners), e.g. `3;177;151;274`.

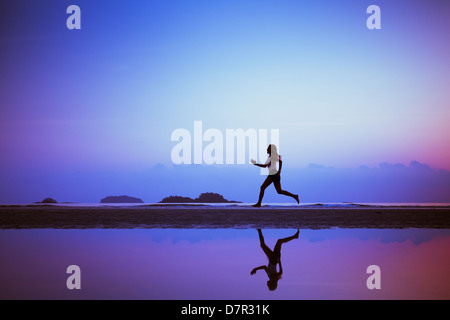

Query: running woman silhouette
250;229;300;291
251;144;299;207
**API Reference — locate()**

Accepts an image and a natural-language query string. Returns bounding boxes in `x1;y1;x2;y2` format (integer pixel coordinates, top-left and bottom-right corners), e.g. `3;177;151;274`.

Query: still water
1;228;449;299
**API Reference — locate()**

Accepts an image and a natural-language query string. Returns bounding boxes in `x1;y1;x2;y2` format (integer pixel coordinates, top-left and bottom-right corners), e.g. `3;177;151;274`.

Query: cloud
295;161;450;203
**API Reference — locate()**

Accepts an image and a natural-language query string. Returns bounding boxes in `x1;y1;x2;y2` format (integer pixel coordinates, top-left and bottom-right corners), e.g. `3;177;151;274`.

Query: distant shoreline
0;204;449;229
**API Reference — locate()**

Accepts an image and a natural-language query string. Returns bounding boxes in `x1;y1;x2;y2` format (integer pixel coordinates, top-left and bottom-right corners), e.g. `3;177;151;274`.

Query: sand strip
0;205;449;229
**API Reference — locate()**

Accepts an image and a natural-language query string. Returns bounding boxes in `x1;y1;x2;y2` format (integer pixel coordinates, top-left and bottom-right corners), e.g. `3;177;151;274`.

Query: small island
100;195;144;203
35;197;58;204
159;192;240;203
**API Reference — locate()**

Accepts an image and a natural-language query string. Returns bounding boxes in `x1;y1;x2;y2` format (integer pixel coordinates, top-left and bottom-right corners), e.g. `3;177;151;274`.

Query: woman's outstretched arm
251;159;269;168
251;265;267;275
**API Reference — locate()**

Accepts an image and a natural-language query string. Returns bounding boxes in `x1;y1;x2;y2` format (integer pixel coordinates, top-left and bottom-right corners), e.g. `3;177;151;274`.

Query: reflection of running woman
251;144;299;207
250;229;300;291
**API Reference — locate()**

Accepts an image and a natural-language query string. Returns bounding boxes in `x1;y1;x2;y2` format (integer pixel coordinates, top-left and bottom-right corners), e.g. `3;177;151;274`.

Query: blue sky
1;0;449;203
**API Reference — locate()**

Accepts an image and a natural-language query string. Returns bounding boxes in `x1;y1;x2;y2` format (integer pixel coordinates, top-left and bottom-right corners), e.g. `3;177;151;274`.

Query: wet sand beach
1;204;449;229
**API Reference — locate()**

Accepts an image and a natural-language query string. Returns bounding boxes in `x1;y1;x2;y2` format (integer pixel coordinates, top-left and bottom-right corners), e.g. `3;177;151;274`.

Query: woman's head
267;278;279;291
267;144;279;159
